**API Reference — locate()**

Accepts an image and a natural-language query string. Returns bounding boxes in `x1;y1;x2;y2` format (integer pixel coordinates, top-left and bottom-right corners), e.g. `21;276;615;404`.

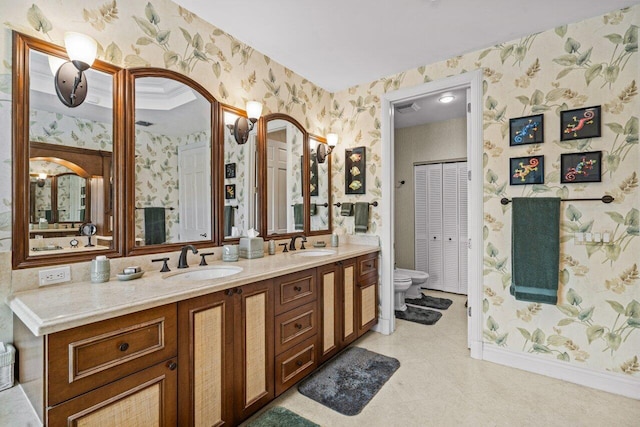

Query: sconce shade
36;173;47;187
48;55;66;76
326;133;338;148
64;32;97;71
245;101;263;121
317;133;338;163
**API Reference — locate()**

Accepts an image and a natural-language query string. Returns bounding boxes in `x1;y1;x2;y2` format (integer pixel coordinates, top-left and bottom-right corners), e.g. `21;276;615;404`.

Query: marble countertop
8;243;379;337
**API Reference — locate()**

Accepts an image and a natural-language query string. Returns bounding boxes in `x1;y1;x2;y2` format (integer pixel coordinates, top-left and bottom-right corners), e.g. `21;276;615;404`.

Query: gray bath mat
395;306;442;325
298;346;400;416
246;406;319;427
405;294;453;310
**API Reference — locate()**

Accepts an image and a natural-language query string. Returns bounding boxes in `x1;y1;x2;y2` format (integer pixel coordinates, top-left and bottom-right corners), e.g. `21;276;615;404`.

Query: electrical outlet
39;266;71;286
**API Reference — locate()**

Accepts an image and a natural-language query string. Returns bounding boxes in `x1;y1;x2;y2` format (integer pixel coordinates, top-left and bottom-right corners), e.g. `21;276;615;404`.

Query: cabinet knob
296;360;303;367
294;286;302;292
236;288;243;294
167;361;177;371
295;323;303;329
225;289;234;296
118;342;129;352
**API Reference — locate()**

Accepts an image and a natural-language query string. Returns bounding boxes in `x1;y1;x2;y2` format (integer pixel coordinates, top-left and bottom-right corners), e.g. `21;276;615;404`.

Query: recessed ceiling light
439;95;455;104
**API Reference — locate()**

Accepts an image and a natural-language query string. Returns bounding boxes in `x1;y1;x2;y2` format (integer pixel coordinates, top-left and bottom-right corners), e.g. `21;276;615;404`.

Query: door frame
378;70;483;359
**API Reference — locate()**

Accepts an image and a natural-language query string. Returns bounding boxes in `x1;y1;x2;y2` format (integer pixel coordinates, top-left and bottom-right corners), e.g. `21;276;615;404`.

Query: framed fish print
560;106;601;141
509;114;544;146
345;146;366;194
560;151;601;183
225;184;235;199
509;155;544;185
225;162;236;179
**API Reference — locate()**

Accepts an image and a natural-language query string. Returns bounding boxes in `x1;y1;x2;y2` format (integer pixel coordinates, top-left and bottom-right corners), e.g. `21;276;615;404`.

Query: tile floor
1;291;638;426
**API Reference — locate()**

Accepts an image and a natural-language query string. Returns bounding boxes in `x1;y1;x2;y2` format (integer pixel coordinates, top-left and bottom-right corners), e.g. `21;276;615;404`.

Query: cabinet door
317;262;341;363
357;253;379;337
341;258;358;347
234;280;274;422
48;359;177;426
178;291;235;426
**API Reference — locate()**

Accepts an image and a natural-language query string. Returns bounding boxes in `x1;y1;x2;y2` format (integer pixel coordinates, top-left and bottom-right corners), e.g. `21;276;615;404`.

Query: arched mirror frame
258;113;310;240
12;32;125;269
123;68;219;256
307;133;332;236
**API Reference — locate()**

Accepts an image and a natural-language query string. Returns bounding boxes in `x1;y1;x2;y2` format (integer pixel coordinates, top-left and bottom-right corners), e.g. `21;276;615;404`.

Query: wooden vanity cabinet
178;279;274;426
357;252;379;336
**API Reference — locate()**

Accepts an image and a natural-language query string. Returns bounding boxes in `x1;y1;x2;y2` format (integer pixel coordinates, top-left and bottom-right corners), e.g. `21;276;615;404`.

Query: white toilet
393;271;413;311
397;268;430;299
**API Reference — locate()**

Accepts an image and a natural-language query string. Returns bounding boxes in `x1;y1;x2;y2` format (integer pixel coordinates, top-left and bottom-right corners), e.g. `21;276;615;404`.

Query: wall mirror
12;32;123;268
125;69;217;255
308;136;332;234
260;114;306;237
220;105;259;241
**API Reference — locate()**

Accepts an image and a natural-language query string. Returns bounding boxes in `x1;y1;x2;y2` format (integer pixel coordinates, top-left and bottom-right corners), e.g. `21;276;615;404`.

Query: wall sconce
230;101;263;144
54;32;97;108
36;173;47;187
317;133;338;163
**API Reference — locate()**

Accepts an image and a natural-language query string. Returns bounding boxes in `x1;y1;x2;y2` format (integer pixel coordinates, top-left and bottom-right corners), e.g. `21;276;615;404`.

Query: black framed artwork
509;155;544;185
560;151;602;183
560;106;601;141
509;114;544;146
225;162;236;179
345;146;366;194
225;184;235;199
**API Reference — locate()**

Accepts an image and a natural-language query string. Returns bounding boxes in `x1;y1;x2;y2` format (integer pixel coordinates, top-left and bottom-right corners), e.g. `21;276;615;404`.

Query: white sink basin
293;249;337;257
164;266;243;281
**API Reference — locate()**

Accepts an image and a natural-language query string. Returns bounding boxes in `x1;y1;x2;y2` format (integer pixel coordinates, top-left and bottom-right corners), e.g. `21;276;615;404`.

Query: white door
178;142;211;241
458;161;469;295
414;166;429;274
442;163;459;293
426;164;443;291
266;139;288;234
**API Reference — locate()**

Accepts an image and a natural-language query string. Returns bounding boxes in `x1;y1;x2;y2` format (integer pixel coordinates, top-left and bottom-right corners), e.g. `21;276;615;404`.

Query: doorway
378;70;483;359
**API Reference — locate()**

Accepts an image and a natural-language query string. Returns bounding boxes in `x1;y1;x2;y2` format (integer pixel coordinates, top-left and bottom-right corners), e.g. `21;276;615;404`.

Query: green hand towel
144;207;166;245
510;197;560;305
224;205;235;237
309;203;317;216
354;202;370;233
294;203;304;230
340;202;353;216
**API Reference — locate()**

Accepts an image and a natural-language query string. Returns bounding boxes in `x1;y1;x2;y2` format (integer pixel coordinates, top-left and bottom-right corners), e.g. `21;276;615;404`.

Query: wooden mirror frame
258;113;310;239
12;32;125;269
124;68;219;256
307;133;332;236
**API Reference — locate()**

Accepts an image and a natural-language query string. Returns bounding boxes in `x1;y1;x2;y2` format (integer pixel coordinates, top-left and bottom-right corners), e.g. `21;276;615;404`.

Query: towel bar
135;206;175;210
291;203;329;207
226;205;239;209
333;201;378;207
500;196;614;205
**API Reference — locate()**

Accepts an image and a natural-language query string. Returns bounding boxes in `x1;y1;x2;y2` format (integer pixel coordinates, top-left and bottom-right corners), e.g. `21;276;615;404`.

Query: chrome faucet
289;235;307;251
177;245;198;269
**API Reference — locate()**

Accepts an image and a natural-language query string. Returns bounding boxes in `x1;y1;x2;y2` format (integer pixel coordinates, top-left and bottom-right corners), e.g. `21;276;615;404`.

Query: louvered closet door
426;164;444;290
442;163;459;293
414;166;429;274
458;162;468;294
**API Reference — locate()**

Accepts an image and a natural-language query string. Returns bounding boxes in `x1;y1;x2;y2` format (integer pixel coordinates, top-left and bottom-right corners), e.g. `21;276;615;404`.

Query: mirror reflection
223;109;258;239
309;138;331;232
265;118;304;236
133;76;212;246
28;49;113;255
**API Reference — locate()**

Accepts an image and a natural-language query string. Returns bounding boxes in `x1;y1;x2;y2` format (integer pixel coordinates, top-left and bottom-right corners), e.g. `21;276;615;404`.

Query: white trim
381;70;484;353
484;345;640;399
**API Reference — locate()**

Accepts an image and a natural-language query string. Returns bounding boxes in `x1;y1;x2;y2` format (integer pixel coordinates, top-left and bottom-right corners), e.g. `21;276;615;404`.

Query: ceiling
173;0;638;92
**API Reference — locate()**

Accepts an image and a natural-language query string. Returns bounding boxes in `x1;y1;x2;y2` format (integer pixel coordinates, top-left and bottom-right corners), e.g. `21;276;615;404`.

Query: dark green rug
246;406;319;427
298;346;400;416
405;294;453;310
395;306;442;325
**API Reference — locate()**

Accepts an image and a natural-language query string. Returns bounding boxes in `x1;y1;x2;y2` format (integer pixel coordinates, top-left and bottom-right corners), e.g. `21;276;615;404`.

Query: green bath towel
354;202;370;233
510;197;560;305
144;207;166;245
340;202;353;216
224;205;235;237
294;203;304;230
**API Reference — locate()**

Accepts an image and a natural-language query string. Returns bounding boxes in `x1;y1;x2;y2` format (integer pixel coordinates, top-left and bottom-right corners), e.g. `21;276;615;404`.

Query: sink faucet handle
300;237;307;250
152;257;171;272
279;243;289;253
199;252;215;266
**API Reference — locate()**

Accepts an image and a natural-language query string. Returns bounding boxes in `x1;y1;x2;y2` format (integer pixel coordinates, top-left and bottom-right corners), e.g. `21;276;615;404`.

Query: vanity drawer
275;301;317;355
274;269;316;315
358;253;378;279
47;304;177;406
274;336;317;396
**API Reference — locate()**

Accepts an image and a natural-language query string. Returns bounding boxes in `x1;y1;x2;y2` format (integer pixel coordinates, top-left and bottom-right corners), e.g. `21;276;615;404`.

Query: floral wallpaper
223;131;249;236
30;109;113;151
330;7;638;376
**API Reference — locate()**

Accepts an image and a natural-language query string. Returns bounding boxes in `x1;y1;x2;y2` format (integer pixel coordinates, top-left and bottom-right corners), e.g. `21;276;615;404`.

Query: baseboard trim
372;317;391;335
483;345;640;400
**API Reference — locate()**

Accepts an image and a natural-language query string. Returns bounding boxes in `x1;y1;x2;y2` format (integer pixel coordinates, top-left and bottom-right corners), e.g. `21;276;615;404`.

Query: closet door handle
448;238;452;241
